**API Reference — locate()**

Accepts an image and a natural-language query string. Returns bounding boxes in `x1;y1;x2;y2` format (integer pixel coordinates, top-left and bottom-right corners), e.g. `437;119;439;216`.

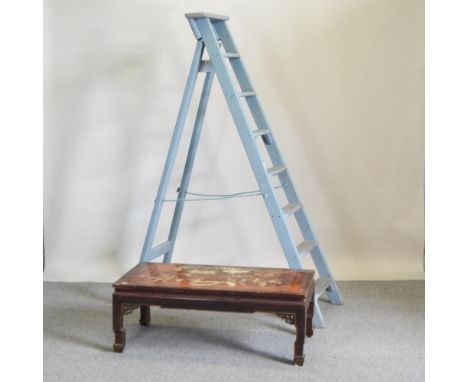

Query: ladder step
252;128;270;137
199;60;214;72
223;52;240;58
315;277;333;298
267;165;287;176
297;240;318;256
148;240;173;261
282;202;302;216
238;91;256;97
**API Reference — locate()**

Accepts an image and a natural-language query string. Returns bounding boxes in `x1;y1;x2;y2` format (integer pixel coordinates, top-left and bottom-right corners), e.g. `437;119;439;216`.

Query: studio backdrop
44;0;424;281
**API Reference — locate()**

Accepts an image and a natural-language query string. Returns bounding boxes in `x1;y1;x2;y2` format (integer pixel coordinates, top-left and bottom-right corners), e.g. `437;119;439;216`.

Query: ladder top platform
185;12;229;21
140;13;342;327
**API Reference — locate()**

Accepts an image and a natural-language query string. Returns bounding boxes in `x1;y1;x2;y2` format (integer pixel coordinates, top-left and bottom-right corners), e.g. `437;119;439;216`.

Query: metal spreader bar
139;13;342;327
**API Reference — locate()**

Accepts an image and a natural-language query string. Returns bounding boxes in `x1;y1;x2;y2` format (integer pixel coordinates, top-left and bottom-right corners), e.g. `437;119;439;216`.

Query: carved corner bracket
277;313;295;325
123;304;139;315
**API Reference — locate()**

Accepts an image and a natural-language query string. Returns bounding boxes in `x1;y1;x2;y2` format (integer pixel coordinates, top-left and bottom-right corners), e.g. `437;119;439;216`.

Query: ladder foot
327;280;343;305
312;302;325;328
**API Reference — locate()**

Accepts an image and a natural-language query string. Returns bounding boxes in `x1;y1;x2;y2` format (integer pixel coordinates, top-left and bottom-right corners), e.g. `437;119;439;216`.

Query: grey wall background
44;0;424;281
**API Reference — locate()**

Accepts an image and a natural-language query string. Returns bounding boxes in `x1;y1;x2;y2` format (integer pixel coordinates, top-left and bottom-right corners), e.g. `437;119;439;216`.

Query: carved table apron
112;263;315;366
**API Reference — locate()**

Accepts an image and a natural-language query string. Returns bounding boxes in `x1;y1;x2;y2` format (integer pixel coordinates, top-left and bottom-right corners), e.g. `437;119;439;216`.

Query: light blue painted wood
140;14;342;326
312;298;326;328
164;72;215;263
148;240;173;261
187;18;202;40
214;21;343;309
196;17;302;269
139;41;203;263
185;12;229;21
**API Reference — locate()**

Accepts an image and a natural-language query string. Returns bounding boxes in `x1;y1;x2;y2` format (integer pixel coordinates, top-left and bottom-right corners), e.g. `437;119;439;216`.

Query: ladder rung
282;202;302;216
238;91;256;97
199;60;214;72
315;277;333;298
148;241;173;260
267;165;287;176
252;128;270;137
297;240;318;256
223;52;240;58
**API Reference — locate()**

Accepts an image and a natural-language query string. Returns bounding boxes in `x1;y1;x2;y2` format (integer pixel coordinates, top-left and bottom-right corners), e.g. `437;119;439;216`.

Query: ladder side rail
164;72;215;263
187;18;202;40
217;25;330;247
213;22;252;92
215;23;306;214
258;124;342;301
196;18;302;269
215;24;303;207
277;173;342;302
188;16;223;41
216;24;320;242
312;303;325;329
216;22;342;304
139;41;204;262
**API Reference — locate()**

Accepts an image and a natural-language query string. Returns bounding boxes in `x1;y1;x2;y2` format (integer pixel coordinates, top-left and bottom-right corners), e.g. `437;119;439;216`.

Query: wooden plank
267;165;287;176
185;12;229;21
297;240;318;256
282;202;302;216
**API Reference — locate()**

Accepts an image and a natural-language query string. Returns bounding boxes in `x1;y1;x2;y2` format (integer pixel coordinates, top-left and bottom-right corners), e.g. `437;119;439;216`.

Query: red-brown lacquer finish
112;263;315;366
114;263;313;299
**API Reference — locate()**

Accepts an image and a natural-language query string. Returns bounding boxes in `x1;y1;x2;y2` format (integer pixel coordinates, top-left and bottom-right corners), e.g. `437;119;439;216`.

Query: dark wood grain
112;262;315;365
306;299;314;338
294;307;306;366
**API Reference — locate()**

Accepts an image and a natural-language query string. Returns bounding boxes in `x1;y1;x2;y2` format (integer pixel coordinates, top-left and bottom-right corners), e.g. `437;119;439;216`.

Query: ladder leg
163;72;214;263
139;41;204;263
325;277;343;305
312;299;326;328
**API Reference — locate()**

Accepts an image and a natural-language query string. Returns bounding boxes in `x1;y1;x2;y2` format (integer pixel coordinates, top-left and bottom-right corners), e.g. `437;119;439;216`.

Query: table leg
140;305;151;326
294;307;306;366
113;295;126;353
306;299;314;337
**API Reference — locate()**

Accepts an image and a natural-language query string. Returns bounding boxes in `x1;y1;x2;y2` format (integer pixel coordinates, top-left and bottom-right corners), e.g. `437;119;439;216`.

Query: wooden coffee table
112;263;315;365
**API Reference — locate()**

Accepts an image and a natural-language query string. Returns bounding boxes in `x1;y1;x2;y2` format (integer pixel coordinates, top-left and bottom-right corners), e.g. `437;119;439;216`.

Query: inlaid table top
113;263;315;299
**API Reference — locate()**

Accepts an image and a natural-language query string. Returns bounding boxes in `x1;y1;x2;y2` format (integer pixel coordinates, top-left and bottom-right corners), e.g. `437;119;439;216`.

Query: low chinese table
112;263;315;366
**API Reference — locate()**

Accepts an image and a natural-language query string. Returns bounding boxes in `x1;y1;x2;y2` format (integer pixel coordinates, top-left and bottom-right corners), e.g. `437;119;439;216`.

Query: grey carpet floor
44;281;424;382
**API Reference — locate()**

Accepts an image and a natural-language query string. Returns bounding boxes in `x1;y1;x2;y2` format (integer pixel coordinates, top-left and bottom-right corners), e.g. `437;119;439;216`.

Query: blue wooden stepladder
139;13;342;327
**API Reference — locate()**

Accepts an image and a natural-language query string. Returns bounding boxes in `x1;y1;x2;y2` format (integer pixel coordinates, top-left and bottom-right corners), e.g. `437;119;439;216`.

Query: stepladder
139;12;342;328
